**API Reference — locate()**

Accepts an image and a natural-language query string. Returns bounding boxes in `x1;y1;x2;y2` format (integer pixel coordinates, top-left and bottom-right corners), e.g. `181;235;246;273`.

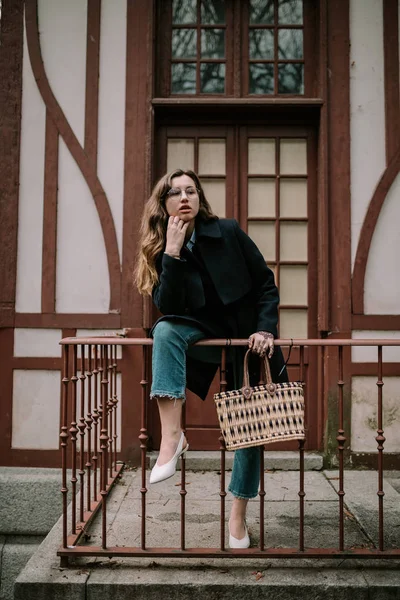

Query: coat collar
195;217;222;239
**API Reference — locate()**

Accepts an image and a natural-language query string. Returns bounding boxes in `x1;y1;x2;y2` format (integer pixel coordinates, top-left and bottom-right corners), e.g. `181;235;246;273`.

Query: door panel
152;124;319;450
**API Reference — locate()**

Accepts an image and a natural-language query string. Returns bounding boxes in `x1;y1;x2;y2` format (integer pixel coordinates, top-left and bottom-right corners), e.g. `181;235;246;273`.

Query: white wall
349;0;400;453
12;370;61;449
350;0;385;269
16;0;127;315
15;21;45;313
352;376;400;453
98;0;127;263
364;173;400;313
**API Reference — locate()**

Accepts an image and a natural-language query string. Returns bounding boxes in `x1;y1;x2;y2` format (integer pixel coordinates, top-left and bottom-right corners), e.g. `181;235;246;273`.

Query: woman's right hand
165;216;189;258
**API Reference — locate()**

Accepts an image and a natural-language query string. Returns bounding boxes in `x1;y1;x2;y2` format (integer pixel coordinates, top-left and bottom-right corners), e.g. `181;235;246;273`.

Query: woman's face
165;174;200;223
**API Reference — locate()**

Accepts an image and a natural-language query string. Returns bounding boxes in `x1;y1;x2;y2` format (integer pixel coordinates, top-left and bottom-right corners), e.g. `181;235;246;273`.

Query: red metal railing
57;337;400;566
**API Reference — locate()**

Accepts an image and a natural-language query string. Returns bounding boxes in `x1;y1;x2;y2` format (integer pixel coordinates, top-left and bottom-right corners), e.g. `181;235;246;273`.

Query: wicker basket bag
214;350;305;451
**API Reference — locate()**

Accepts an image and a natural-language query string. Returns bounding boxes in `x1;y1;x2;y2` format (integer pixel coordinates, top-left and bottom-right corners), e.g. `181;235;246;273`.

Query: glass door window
156;0;316;97
164;130;230;217
246;134;310;338
158;125;316;341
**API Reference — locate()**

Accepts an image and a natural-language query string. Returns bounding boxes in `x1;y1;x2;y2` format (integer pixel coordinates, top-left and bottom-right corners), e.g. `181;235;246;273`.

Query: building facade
0;0;399;467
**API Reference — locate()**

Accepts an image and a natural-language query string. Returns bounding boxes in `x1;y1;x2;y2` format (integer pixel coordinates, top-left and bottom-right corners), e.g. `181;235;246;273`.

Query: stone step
147;450;323;471
14;469;400;600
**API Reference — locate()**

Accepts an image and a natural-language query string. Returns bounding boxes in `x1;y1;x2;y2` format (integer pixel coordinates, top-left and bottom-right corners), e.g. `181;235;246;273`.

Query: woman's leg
228;446;260;538
151;320;206;465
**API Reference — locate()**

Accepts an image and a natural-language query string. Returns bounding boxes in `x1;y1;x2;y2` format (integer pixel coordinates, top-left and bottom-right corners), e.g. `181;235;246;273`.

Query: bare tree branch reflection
201;29;225;58
250;0;274;25
173;0;197;24
201;0;225;24
201;63;225;92
278;64;303;93
172;29;197;58
171;63;197;94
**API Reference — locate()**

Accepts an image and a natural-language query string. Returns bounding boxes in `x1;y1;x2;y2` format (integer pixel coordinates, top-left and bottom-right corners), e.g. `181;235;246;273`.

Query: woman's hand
165;216;189;258
248;331;274;358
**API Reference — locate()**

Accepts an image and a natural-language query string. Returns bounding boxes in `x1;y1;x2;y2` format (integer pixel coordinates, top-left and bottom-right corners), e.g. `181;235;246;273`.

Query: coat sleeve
152;253;188;315
233;220;280;337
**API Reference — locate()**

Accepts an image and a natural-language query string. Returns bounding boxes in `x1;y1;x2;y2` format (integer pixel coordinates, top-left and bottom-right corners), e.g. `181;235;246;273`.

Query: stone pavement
14;455;400;600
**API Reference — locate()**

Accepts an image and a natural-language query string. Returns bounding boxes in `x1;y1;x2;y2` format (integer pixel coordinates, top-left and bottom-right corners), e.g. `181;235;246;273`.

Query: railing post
60;344;69;551
86;345;93;513
78;345;87;524
100;345;109;549
112;345;119;471
298;344;305;552
92;345;100;501
108;346;114;479
337;344;346;551
139;344;149;550
376;345;385;551
219;346;227;551
70;346;78;535
259;445;265;550
180;399;187;551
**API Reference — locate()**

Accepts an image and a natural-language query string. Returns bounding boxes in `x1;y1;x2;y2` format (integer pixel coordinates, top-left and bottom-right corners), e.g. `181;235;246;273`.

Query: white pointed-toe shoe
229;522;250;549
149;432;188;484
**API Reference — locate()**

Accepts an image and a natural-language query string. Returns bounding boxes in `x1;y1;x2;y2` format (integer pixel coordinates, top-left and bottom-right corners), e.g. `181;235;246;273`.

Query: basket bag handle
242;349;276;400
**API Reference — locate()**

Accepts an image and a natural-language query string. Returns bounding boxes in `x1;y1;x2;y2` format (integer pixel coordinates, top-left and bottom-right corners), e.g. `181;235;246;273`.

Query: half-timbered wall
0;0;399;466
350;0;400;455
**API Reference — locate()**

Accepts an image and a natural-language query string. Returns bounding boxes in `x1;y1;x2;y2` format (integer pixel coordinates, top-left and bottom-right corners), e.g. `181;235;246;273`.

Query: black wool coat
151;217;288;400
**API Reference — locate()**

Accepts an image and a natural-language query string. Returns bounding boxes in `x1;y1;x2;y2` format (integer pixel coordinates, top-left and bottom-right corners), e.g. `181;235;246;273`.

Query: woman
135;169;287;548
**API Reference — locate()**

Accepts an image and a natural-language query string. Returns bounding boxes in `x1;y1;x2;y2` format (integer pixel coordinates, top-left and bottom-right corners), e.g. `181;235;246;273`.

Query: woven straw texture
214;382;305;450
214;351;305;450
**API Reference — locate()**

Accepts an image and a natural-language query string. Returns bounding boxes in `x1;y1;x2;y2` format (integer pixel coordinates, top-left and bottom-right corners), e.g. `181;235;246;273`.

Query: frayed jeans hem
150;391;186;403
228;485;258;500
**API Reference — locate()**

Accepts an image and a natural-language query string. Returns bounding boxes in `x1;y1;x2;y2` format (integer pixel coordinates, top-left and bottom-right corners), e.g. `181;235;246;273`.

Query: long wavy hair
134;169;217;296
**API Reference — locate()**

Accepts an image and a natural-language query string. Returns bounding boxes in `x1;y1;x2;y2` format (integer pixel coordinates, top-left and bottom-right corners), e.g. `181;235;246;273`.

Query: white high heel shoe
229;521;250;549
149;432;188;484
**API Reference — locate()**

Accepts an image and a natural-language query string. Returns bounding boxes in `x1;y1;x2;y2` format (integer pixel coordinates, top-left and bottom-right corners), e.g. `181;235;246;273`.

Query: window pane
199;139;226;174
278;63;304;94
201;29;225;58
280;309;308;339
248;222;276;262
280;265;307;305
248;138;275;174
171;63;197;94
249;63;274;94
278;29;303;60
280;222;307;261
201;178;226;217
167;139;195;172
200;63;225;93
248;179;275;218
173;0;197;24
201;0;225;24
249;29;274;60
280;139;307;174
250;0;274;24
278;0;303;25
280;178;307;217
172;29;197;58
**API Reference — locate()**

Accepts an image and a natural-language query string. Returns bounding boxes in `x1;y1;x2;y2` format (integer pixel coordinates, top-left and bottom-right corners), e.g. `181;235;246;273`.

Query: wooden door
151;124;319;450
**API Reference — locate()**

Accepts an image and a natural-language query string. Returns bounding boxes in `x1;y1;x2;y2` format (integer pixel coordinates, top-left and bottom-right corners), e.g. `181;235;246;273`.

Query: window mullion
196;0;201;93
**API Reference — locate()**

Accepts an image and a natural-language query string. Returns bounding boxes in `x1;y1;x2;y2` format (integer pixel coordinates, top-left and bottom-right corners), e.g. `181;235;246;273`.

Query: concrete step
0;468;65;535
0;536;43;600
14;469;400;600
147;450;323;471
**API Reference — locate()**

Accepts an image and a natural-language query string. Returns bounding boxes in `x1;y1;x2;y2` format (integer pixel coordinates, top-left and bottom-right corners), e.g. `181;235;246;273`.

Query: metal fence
57;337;400;566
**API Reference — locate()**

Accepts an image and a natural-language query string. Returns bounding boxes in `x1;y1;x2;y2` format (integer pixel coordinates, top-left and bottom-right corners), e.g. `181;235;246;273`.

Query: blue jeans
151;320;260;499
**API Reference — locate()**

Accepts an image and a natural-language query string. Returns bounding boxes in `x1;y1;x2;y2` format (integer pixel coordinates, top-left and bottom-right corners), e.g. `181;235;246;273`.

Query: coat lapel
195;218;252;305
